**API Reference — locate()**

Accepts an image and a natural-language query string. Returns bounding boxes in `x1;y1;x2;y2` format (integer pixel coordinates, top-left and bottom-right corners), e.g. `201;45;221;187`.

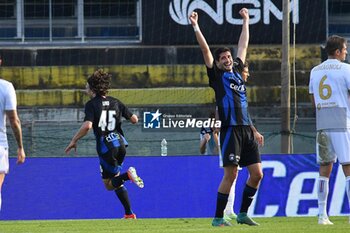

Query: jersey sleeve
84;101;94;122
5;83;17;110
119;101;133;120
206;64;216;88
233;57;244;73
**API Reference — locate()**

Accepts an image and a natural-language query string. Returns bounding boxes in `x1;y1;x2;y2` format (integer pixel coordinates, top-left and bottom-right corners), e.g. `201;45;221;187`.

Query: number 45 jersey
84;95;133;155
309;59;350;130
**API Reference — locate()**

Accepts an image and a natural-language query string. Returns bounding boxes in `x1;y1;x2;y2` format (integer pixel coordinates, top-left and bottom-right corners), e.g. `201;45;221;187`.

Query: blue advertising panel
0;154;348;220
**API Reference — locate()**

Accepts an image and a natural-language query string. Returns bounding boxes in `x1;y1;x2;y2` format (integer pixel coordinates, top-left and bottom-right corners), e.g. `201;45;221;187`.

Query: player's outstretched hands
189;11;198;26
239;8;249;20
65;141;77;155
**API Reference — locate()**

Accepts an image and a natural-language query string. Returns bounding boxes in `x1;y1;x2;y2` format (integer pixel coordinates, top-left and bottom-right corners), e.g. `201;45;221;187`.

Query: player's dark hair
325;35;347;56
214;47;231;61
87;69;111;96
243;61;249;69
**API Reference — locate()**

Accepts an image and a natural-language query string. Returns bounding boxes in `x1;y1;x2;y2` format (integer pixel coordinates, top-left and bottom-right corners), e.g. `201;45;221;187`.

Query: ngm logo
169;0;299;25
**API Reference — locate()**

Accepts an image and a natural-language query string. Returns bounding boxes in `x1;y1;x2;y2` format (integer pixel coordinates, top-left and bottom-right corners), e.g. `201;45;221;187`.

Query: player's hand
16;148;25;164
204;133;211;142
189;11;198;26
254;131;264;147
239;8;249;20
65;141;77;155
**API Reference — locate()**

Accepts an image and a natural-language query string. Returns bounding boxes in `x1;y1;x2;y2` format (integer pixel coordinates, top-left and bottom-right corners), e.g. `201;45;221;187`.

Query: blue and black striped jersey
84;95;133;155
207;57;252;127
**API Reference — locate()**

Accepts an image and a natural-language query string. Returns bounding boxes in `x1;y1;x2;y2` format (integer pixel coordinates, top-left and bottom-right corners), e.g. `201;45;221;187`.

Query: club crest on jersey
229;153;240;162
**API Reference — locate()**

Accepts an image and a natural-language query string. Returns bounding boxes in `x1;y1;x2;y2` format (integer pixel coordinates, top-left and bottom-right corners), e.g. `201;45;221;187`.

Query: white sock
224;179;236;215
318;176;329;218
346;176;350;210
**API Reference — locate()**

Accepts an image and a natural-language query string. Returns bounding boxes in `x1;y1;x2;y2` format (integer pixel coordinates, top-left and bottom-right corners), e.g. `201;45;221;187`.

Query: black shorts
220;125;260;167
98;133;127;179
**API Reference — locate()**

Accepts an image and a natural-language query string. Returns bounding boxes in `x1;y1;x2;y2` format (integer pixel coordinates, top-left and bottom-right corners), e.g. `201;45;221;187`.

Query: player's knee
104;181;116;191
105;185;114;191
223;173;236;184
114;145;126;164
251;171;263;183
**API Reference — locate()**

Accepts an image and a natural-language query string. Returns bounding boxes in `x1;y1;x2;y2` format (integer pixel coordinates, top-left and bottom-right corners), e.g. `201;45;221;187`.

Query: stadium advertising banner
1;154;348;220
142;0;327;45
246;154;348;217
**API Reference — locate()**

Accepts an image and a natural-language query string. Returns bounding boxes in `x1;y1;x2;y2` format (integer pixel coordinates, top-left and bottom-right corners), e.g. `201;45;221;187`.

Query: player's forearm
213;133;219;148
194;28;209;53
72;129;88;143
10;119;24;149
250;124;258;133
237;18;249;63
199;139;207;154
193;25;213;67
238;18;249;48
71;122;91;143
7;111;24;149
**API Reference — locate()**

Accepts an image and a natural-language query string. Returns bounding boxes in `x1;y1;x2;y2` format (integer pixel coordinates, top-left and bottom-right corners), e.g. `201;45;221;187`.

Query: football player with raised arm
189;9;264;227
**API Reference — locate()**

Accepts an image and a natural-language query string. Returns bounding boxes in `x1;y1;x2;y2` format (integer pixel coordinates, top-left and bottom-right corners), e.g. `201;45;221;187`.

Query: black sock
215;192;229;218
240;184;257;213
115;186;133;215
111;173;130;188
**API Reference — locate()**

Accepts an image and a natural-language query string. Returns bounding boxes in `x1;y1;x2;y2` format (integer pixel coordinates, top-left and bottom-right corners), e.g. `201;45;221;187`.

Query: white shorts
316;129;350;165
0;146;9;173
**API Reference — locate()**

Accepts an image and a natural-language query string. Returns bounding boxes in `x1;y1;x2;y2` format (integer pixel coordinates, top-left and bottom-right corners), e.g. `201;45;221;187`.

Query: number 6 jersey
309;59;350;130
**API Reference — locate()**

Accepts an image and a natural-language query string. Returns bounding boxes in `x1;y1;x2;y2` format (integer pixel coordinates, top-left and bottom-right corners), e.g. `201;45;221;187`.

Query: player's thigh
316;130;336;165
239;127;261;167
220;127;241;167
331;129;350;164
0;146;9;174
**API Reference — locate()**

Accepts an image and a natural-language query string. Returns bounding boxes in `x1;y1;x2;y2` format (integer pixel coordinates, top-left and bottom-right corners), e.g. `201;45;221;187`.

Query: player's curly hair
87;69;111;96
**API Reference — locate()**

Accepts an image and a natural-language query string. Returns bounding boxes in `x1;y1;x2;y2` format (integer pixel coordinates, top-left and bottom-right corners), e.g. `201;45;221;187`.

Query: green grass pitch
0;217;349;233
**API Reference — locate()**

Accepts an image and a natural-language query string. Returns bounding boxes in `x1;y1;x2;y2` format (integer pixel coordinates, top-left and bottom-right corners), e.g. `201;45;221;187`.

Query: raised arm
189;12;214;68
236;8;250;64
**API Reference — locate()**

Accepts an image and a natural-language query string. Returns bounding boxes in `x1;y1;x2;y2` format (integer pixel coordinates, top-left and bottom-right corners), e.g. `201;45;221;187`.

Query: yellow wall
15;87;309;107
